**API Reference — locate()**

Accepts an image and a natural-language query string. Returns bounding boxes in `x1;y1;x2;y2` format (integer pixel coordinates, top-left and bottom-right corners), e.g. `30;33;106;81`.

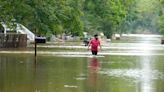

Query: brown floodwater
0;34;164;92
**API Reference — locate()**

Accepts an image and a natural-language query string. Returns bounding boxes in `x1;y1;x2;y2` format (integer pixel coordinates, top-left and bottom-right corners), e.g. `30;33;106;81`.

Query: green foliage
119;0;162;34
1;0;163;37
158;0;164;35
156;16;163;34
83;0;129;38
0;0;84;36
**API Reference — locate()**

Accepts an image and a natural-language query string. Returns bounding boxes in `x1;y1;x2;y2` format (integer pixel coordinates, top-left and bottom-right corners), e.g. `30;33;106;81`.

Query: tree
83;0;130;38
124;0;161;34
158;0;164;35
0;0;84;36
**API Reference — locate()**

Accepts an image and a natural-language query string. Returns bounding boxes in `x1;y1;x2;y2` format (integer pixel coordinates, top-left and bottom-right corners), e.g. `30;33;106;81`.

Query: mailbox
35;37;46;43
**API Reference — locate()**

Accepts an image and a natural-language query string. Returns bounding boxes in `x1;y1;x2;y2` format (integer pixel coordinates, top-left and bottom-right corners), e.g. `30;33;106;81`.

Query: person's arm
99;40;102;50
88;40;92;50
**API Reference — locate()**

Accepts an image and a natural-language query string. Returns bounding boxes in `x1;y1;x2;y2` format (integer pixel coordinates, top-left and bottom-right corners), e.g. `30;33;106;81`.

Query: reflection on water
0;34;164;92
88;57;100;92
140;40;153;92
99;35;164;92
141;57;153;92
0;54;35;92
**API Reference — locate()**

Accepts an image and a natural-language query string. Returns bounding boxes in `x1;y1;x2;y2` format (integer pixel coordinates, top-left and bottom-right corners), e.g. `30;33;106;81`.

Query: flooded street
0;34;164;92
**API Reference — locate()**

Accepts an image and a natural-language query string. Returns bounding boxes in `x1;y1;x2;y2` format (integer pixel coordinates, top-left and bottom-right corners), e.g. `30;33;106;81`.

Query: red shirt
89;38;100;51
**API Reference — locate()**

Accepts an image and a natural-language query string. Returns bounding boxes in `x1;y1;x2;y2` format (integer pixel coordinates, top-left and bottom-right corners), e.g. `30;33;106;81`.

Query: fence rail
0;33;27;48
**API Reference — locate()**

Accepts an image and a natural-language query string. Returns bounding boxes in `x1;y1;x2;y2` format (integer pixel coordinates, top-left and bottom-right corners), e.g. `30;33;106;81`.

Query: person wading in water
88;34;102;55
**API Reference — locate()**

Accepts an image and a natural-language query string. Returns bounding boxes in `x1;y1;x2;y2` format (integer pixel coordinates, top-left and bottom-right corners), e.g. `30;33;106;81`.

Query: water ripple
99;69;164;80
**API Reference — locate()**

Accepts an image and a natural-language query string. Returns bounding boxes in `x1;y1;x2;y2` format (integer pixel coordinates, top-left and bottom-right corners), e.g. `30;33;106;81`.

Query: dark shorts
92;51;98;55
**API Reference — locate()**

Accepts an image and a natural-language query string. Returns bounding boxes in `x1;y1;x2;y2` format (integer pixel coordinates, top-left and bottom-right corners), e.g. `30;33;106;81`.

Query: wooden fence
0;34;27;48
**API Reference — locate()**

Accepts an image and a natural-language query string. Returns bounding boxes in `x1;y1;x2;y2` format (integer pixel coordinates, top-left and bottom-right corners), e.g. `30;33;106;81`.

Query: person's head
94;34;98;40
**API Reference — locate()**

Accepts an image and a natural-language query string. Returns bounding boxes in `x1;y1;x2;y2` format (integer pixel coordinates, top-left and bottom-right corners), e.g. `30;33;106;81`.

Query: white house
0;22;35;42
